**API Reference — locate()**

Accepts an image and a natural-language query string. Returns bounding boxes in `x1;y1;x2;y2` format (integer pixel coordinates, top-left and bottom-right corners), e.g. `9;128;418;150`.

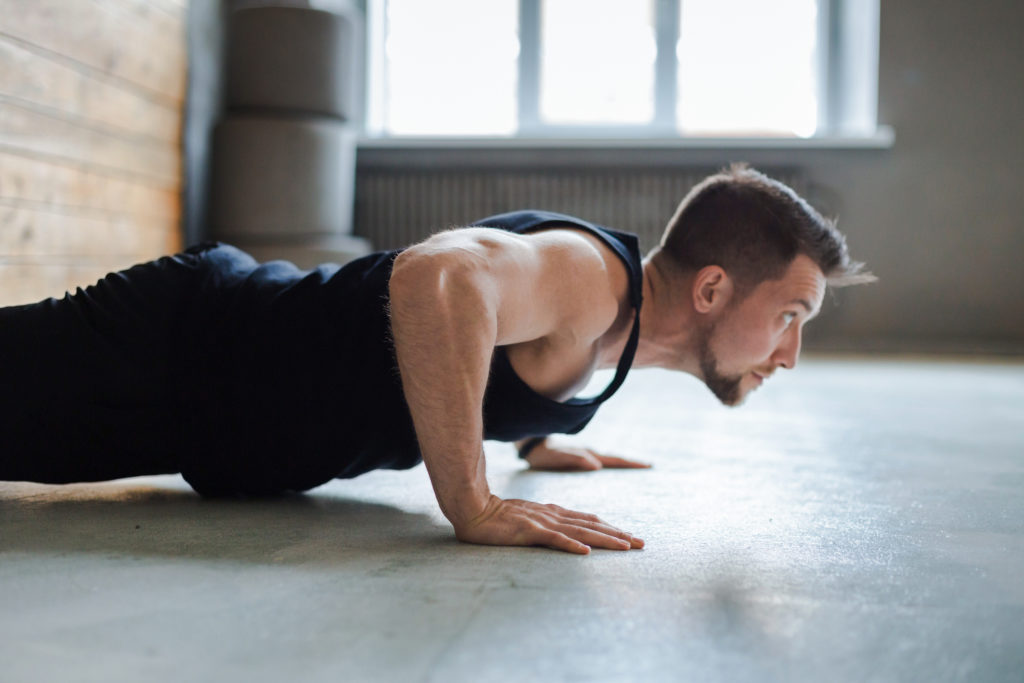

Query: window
375;0;519;135
676;0;819;137
537;0;657;127
366;0;880;140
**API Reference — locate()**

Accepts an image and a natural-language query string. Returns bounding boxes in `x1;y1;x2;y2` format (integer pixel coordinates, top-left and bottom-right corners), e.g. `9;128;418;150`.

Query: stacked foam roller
209;5;371;267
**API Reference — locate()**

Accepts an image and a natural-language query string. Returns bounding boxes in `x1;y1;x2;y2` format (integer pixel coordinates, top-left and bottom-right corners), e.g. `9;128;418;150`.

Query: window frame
365;0;886;144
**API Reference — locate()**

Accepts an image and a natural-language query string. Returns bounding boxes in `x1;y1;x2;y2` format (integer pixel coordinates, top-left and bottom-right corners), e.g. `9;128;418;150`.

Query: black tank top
471;210;644;441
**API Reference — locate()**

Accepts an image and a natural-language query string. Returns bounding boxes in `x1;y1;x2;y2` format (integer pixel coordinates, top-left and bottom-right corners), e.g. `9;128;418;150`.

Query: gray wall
806;0;1024;353
186;0;1024;354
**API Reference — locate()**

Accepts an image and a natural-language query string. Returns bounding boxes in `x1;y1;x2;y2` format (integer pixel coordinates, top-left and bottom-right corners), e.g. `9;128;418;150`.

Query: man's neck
627;256;703;377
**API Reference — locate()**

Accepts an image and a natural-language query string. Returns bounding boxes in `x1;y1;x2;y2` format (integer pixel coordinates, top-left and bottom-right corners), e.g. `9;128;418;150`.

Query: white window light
365;0;882;141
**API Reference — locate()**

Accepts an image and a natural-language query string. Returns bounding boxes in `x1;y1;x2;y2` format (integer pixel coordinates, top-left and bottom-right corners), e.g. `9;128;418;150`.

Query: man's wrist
420;444;493;529
445;490;504;537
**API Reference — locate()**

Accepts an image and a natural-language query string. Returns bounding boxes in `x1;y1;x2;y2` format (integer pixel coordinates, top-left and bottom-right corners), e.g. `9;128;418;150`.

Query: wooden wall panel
0;201;176;257
1;0;185;103
0;39;179;141
0;101;179;183
0;152;177;223
0;0;186;306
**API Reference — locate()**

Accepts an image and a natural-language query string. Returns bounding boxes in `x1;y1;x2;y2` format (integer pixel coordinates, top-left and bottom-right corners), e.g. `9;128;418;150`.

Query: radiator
354;168;804;252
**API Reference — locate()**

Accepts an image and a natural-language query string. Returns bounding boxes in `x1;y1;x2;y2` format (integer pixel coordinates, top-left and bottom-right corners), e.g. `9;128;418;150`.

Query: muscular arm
388;228;643;554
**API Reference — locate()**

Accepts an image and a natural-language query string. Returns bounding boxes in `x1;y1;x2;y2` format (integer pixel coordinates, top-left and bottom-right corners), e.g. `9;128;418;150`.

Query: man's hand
525;442;652;472
454;494;644;555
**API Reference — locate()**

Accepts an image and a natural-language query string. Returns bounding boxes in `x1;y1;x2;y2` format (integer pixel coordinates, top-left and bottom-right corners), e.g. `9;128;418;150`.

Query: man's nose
772;326;802;370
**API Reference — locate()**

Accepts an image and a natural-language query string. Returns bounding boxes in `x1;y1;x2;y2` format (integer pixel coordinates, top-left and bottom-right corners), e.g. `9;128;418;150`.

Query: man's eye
782;312;797;326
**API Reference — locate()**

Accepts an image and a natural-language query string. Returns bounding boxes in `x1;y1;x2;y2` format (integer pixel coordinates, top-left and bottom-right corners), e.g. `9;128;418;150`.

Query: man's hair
658;164;875;293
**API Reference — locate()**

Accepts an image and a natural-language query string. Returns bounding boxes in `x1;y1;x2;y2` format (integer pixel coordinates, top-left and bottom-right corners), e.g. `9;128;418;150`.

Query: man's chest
502;335;601;403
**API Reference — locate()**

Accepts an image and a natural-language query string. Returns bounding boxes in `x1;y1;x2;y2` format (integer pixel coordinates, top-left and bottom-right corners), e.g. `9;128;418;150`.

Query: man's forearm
389;252;496;529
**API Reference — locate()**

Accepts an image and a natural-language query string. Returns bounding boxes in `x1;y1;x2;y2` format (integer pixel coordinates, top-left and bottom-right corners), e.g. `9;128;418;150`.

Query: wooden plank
147;0;188;19
0;150;179;224
95;0;186;31
0;0;186;309
91;0;188;80
0;200;178;259
0;0;186;103
0;259;151;307
89;0;186;100
0;100;181;185
0;38;180;143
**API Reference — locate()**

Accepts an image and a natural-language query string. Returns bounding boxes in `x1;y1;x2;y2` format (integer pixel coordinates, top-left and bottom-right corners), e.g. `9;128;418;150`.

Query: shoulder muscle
392;227;622;346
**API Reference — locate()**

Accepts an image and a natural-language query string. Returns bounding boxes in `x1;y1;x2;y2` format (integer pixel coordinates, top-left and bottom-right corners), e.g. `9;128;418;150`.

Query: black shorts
0;243;344;496
0;245;219;486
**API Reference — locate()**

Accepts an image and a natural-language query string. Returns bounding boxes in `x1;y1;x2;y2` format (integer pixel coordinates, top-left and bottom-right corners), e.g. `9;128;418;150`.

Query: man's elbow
389;247;429;297
391;247;490;302
391;247;449;299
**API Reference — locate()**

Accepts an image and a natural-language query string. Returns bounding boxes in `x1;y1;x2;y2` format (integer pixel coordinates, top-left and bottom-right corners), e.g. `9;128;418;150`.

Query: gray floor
2;356;1023;683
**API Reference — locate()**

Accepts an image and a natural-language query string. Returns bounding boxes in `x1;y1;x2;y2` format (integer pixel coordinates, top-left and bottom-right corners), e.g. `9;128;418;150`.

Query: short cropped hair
658;164;875;293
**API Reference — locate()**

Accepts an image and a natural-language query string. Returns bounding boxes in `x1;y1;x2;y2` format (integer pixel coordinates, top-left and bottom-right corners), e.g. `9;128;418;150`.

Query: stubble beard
697;324;746;407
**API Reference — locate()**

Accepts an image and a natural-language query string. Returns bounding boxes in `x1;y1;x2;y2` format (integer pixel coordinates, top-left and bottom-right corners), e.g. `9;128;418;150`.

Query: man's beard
697;324;745;407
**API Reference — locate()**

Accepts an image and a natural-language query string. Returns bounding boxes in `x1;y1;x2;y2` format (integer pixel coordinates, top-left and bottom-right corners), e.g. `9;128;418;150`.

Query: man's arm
388;228;643;554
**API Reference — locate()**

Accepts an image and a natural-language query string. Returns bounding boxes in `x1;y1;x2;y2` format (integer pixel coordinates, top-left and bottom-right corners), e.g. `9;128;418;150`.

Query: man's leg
0;248;214;484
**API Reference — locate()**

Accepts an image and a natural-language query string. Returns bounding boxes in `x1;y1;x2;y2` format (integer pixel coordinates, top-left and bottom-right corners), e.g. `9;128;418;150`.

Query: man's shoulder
524;228;632;344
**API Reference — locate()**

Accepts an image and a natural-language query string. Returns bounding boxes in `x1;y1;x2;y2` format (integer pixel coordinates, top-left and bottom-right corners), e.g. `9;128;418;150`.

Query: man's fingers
591;452;652;469
541;504;644;548
528;449;601;471
527;445;650;471
551;523;633;550
532;528;591;554
542;503;604;524
545;507;629;537
456;498;643;554
566;519;642;548
560;451;602;470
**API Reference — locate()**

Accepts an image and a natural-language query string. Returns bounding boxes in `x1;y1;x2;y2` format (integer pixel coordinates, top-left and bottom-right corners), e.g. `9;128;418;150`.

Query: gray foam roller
209;116;357;240
226;6;359;120
228;234;374;270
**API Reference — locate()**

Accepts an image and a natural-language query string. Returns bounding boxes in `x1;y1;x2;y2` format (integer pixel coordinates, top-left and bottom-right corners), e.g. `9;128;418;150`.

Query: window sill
358;126;894;151
356;126;894;170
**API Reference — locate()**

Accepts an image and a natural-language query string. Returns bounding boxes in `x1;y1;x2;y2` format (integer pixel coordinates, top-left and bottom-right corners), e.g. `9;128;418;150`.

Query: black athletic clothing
0;211;642;496
471;211;643;441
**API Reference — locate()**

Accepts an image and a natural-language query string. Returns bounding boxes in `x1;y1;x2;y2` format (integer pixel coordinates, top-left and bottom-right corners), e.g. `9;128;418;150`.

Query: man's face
697;254;827;406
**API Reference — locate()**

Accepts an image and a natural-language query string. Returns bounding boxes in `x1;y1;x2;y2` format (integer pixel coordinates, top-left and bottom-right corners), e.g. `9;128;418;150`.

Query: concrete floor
2;356;1023;683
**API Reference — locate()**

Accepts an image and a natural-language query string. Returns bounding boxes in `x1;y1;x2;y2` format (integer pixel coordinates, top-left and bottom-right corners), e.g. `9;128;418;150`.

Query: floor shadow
0;482;452;566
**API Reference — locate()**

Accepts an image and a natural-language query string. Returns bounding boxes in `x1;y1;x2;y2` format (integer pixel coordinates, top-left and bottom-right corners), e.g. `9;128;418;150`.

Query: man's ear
692;265;733;314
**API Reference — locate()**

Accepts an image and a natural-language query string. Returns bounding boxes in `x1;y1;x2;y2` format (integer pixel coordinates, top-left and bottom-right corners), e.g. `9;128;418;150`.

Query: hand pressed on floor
526;444;652;472
453;494;644;555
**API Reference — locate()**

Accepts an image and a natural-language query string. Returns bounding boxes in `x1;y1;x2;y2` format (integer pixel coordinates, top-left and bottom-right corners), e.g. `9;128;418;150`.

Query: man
0;165;873;555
